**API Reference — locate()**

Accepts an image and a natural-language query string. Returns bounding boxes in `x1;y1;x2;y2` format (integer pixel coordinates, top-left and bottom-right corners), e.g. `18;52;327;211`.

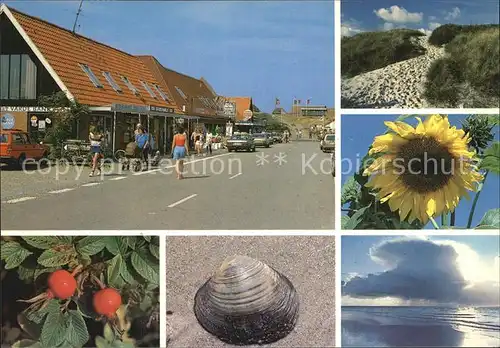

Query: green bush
1;236;159;348
425;27;500;107
429;23;499;46
342;29;426;77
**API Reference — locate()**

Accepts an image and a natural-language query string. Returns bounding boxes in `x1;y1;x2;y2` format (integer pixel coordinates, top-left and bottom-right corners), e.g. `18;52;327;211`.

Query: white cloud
383;22;395;31
418;28;432;36
374;5;423;24
341;18;364;37
445;7;461;21
428;22;442;30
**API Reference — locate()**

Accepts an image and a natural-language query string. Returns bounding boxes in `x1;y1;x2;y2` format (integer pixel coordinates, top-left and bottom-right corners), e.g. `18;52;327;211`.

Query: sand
341;36;446;108
166;236;335;347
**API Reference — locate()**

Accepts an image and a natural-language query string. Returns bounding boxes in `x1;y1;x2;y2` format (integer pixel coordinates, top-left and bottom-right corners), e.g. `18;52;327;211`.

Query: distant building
289;104;333;118
271;107;287;115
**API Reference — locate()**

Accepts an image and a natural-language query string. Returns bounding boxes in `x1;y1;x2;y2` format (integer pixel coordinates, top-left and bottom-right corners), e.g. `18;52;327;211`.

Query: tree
38;92;89;157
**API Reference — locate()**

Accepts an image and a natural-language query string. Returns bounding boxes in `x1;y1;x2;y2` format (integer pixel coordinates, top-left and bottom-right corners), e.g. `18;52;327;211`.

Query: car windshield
325;135;335;141
253;133;266;138
0;134;8;143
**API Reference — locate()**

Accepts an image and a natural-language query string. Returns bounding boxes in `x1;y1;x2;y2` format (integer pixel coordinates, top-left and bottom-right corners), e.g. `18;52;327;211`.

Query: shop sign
243;109;253;121
149;105;175;114
38;120;46;130
223;102;236;117
1;106;52;112
112;104;149;114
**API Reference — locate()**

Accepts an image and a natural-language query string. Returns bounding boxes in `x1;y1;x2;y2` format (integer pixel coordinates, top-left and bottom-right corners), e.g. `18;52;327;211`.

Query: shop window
102;72;122;92
12;133;24;145
0;54;37;100
79;64;103;88
0;55;9;99
0;134;8;143
140;81;157;99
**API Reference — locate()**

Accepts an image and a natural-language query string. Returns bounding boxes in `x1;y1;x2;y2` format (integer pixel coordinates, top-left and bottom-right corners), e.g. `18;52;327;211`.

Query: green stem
467;171;489;229
441;213;448;227
429;216;440;230
450;211;456;227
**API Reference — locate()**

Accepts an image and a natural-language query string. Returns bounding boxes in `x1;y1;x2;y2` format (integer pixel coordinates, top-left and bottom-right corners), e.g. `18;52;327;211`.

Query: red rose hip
47;270;77;300
93;288;122;318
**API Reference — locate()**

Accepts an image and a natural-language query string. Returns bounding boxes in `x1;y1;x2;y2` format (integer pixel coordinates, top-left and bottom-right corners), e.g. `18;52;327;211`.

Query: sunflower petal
385;121;417;138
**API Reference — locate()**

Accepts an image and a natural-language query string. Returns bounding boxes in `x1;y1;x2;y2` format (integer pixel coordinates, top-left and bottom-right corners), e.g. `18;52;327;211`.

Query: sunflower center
397;136;455;193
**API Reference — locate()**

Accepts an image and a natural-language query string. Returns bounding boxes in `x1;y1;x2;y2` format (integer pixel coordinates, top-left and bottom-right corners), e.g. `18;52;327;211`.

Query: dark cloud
342;238;499;305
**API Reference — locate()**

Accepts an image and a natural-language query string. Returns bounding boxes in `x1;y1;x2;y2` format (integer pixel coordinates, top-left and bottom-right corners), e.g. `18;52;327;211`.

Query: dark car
271;132;282;143
252;133;272;148
226;134;256;152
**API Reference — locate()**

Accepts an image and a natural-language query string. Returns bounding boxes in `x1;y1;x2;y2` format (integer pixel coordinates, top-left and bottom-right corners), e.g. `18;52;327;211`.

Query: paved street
1;141;334;230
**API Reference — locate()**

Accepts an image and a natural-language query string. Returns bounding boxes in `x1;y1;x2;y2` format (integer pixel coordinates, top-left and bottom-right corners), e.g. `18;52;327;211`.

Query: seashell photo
166;236;335;347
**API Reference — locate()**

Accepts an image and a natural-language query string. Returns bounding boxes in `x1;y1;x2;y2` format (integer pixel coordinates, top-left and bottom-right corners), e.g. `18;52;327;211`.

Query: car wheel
228;149;232;152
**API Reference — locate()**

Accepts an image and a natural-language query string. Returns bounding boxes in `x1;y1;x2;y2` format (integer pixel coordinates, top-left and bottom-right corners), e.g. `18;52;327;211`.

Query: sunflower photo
341;114;499;230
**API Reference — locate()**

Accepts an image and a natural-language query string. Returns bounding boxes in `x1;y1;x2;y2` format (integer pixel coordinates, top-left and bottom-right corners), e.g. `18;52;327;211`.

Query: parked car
320;133;335;153
0;129;49;168
252;133;273;148
226;134;256;152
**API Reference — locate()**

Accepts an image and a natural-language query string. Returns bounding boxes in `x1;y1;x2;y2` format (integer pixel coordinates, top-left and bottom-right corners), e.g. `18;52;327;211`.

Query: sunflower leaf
476;208;500;229
343;204;371;230
480;141;500;174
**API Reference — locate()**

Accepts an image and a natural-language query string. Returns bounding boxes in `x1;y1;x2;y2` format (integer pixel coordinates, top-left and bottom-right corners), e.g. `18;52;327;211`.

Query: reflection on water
342;306;500;347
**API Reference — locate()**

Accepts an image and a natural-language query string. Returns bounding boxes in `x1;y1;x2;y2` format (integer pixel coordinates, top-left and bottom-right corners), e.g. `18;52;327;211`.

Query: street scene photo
341;235;500;347
341;1;500;108
0;1;335;230
166;235;335;347
1;235;160;348
341;114;500;230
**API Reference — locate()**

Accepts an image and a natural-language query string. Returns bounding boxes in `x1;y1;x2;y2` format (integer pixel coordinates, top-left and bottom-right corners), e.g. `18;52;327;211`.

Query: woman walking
171;126;189;179
89;126;104;177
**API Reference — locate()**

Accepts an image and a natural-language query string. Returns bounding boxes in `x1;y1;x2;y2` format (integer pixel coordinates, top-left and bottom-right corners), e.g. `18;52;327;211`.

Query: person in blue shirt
135;126;149;161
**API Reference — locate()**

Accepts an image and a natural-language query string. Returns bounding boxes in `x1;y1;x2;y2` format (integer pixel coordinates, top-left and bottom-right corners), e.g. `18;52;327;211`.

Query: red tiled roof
226;97;252;121
7;6;177;109
138;55;219;117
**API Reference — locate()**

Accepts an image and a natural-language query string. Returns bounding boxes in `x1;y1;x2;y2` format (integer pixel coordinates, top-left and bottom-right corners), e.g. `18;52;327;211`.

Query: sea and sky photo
341;114;500;230
341;1;500;108
341;235;500;347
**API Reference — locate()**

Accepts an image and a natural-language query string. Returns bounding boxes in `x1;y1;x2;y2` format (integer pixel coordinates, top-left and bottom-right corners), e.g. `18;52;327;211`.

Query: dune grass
341;29;426;77
425;26;500;107
428;23;499;46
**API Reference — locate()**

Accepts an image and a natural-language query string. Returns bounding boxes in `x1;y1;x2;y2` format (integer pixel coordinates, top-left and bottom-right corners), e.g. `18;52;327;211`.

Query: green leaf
12;340;42;348
95;336;110;348
120;258;136;285
151;236;159;245
103;323;114;343
149;243;159;259
343;205;371;230
37;249;72;268
56;236;74;244
487;114;499;127
107;254;123;287
34;267;58;281
111;342;135;348
476;208;500;229
18;312;43;340
40;309;67;347
131;251;159;286
66;310;89;348
341;215;350;229
18;263;36;282
143;235;151;242
105;237;128;256
123;237;138;250
1;242;33;269
21;237;59;250
480;141;500;174
26;299;59;324
341;176;360;206
76;236;106;256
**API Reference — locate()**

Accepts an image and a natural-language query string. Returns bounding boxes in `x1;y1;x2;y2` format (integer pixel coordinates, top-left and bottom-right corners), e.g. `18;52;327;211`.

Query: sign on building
223;102;236;118
243;109;253;121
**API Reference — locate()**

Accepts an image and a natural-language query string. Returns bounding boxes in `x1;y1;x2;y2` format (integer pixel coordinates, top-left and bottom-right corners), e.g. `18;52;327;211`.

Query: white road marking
168;194;198;208
3;197;37;204
109;176;127;181
134;153;234;176
49;188;74;194
229;173;242;180
82;183;100;187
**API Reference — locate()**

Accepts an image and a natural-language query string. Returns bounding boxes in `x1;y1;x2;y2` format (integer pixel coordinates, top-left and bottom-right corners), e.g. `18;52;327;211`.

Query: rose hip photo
0;236;160;348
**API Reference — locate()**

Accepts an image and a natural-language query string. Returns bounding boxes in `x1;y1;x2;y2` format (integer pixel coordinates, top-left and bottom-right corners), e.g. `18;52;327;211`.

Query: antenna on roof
72;0;84;34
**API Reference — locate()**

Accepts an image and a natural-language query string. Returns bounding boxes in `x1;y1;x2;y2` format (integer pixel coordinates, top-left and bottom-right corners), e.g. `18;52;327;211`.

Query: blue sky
4;0;334;113
341;115;500;229
341;1;500;36
341;235;500;306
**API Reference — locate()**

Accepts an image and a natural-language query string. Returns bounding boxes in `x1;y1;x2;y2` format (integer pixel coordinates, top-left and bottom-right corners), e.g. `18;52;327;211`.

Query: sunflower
363;114;483;225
